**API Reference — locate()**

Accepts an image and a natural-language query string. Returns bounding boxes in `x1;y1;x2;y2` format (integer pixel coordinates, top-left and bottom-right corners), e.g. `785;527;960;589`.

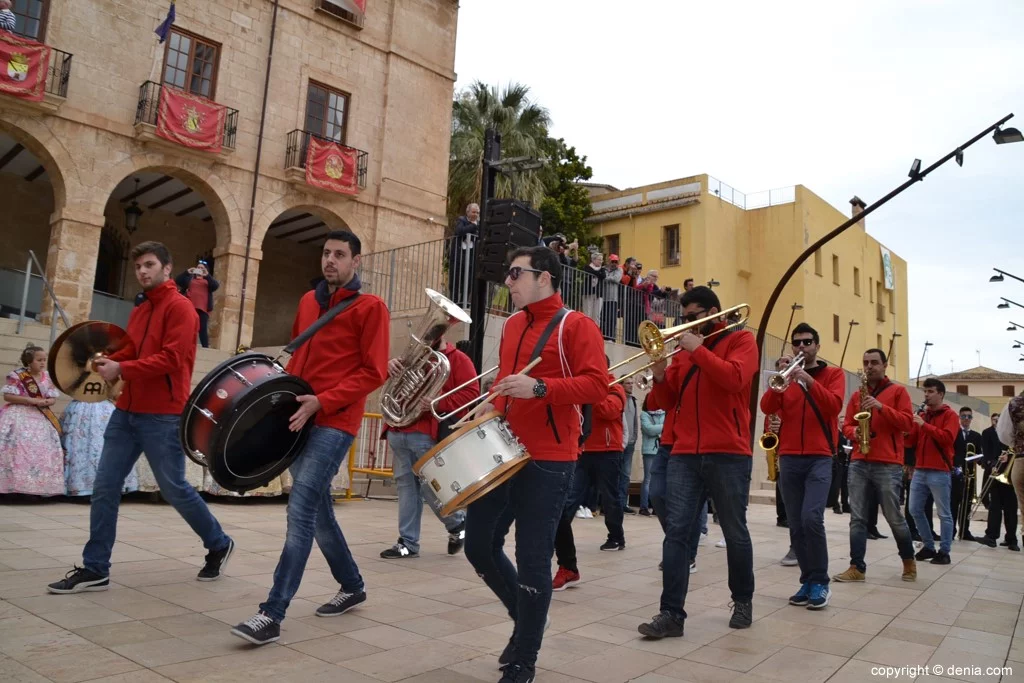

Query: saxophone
854;371;872;455
759;418;780;482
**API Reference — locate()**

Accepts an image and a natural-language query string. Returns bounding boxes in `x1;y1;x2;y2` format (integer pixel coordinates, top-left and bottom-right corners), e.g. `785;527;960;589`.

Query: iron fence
46;48;72;98
706;175;795;210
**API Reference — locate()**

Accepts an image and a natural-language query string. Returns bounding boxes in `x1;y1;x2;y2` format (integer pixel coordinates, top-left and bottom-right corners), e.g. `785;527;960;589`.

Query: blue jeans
554;452;625;571
779;456;833;585
464;459;574;669
83;410;230;577
910;469;953;554
662;454;753;621
620;442;636;508
847;460;915;572
387;431;465;553
650;444;670;531
640;453;655;509
260;427;363;622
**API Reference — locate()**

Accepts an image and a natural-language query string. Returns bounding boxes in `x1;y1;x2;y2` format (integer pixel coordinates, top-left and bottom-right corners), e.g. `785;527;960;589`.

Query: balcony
314;0;365;29
133;81;238;157
0;41;72;114
284;129;368;192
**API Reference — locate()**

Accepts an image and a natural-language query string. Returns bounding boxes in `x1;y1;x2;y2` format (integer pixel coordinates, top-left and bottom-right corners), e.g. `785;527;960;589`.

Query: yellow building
928;367;1024;416
587;174;911;380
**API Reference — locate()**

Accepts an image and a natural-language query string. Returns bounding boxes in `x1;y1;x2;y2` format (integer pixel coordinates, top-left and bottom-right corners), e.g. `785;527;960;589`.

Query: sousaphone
48;321;135;402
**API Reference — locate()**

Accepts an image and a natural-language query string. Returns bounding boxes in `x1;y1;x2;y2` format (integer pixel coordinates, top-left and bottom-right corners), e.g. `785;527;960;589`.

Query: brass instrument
854;371;872;455
380;289;472;428
759;423;780;482
608;304;750;386
767;351;806;392
969;448;1016;522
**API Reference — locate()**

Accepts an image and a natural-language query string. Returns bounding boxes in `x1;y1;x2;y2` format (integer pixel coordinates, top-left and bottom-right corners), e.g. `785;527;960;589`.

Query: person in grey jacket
601;255;624;341
639;396;665;515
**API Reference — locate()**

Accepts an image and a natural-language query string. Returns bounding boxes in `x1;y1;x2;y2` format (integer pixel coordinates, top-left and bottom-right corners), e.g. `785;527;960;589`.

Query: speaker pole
469;128;501;373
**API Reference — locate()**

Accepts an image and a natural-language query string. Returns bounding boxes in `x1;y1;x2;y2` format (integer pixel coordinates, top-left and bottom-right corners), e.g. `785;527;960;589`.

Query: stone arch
0;114;75;216
252;192;363;250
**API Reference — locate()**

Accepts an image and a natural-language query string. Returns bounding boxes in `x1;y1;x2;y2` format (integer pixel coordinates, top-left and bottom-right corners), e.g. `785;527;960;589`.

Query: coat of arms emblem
6;52;29;82
325;154;345;180
183;106;203;134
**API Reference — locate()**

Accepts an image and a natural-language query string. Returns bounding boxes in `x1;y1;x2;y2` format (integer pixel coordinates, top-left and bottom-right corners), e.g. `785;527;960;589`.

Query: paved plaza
1;496;1023;683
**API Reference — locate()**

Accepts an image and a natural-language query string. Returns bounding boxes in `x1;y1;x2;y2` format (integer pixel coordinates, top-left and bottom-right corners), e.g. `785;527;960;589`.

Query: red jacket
583;377;626;453
286;283;390;435
759;362;845;457
652;323;760;456
391;343;479;441
492;293;608;461
113;279;198;415
842;377;913;465
909;404;959;471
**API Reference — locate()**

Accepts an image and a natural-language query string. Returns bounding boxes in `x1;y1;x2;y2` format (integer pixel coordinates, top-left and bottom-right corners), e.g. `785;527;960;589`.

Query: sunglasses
792;339;815;347
506;266;544;281
682;309;706;323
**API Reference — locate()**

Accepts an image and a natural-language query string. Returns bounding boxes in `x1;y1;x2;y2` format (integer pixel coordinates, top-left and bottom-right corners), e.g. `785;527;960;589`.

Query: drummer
232;230;390;646
47;241;235;595
465;245;607;683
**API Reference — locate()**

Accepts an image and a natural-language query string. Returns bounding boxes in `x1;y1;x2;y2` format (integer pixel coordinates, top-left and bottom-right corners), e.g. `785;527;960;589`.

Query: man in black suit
979;413;1018;550
953;406;985;540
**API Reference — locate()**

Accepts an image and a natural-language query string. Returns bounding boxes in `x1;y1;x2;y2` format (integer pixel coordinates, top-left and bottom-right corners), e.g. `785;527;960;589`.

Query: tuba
380;289;472;428
854;371;872;455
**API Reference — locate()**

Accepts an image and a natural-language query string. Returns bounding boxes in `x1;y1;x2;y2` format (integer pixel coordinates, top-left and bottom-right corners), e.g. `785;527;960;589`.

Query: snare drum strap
284;293;362;355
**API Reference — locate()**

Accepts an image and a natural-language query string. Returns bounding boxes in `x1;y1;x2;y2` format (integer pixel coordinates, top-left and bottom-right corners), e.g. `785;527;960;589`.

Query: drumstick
452;356;543;429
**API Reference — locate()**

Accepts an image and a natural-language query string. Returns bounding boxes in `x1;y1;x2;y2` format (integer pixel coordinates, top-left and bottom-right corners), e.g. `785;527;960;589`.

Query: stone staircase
750;478;777;506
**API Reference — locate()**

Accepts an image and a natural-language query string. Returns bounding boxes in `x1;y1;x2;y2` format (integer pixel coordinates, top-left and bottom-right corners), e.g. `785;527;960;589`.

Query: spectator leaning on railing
601;255;624;341
0;1;16;33
581;251;606;326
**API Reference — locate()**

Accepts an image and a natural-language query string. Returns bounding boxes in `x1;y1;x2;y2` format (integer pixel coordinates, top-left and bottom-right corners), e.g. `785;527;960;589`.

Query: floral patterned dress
0;370;65;496
61;399;139;496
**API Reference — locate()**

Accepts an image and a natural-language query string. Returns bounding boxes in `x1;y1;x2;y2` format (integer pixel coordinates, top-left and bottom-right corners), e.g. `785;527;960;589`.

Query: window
869;277;874;302
814;250;822;276
833;315;840;343
11;0;49;41
605;234;620;259
1004;385;1017;397
853;267;861;296
877;334;883;350
163;29;220;99
888;289;895;314
956;385;969;396
661;224;680;266
832;255;840;286
305;82;350;143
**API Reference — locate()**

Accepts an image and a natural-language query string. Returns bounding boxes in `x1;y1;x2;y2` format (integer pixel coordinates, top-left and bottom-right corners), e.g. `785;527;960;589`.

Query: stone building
0;0;458;350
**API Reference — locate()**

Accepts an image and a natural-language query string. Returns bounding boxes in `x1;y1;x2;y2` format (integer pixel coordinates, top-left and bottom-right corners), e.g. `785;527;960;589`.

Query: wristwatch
533;379;548;399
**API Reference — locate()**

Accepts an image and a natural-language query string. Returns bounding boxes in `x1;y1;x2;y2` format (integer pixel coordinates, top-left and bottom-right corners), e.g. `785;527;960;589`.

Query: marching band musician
638;286;760;639
47;242;235;596
466;246;607;683
834;349;917;583
759;323;845;610
233;230;390;645
379;336;477;559
953;406;984;540
907;378;959;565
978;412;1019;550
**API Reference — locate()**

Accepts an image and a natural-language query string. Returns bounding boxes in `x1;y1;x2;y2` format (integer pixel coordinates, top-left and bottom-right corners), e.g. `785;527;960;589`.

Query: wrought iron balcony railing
285;129;368;189
45;48;72;98
134;81;239;150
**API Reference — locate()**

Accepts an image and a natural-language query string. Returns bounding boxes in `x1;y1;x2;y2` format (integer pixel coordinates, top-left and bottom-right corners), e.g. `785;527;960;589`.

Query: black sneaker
1009;544;1021;552
197;538;234;581
729;600;753;629
380;540;418;559
498;637;516;666
47;566;109;594
447;523;466;555
600;539;625;552
499;663;536;683
915;547;937;561
231;612;280;645
316;589;366;617
638;611;684;639
638;508;652;517
930;552;951;565
977;537;998;548
623;506;637;515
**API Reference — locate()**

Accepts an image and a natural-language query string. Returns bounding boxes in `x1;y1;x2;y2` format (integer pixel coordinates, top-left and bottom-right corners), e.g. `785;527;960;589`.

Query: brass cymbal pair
48;321;135;403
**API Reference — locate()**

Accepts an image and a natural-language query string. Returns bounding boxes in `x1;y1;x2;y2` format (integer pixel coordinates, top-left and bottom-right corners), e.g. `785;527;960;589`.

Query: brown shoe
901;559;917;582
833;566;865;582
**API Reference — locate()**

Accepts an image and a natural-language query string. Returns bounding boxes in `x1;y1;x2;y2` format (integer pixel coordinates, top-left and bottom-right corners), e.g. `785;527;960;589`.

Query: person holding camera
175;260;219;348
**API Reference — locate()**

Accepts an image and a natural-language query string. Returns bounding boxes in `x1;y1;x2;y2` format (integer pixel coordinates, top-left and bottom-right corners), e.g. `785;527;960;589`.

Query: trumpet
767;352;806;392
969;448;1016;522
759;426;780;482
854;371;872;455
609;304;750;386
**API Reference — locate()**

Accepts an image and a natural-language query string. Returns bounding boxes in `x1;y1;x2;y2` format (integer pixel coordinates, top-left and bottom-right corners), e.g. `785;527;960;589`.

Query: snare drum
412;411;530;517
180;352;313;492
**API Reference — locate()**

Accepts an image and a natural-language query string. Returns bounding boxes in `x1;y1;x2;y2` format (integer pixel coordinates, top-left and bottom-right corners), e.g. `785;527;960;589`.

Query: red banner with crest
305;136;360;195
0;33;51;102
155;86;226;154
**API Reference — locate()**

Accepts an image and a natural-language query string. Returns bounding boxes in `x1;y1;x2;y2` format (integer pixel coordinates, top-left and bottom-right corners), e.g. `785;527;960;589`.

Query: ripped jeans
464;459;574;669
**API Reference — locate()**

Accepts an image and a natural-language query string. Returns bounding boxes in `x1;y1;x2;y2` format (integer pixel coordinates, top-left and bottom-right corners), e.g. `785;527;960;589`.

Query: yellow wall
590;177;911;381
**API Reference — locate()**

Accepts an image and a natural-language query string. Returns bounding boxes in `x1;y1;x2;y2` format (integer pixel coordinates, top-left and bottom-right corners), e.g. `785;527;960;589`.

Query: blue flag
155;2;175;43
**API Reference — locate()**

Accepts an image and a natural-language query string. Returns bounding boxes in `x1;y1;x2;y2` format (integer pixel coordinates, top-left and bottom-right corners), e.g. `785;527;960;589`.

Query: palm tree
447;81;552;229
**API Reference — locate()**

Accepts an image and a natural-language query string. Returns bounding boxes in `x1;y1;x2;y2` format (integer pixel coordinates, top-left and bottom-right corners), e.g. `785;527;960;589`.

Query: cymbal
49;321;135;403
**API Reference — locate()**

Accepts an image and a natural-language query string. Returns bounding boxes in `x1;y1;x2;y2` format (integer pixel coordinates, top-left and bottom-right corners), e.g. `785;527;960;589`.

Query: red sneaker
553;567;580;591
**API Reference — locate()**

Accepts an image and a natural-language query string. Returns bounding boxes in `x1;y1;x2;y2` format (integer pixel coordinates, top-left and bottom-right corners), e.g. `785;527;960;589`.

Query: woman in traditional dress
62;394;138;497
0;344;64;496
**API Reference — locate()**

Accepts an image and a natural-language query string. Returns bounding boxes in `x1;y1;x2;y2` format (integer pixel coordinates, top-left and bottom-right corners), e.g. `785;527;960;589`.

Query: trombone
609;304;750;387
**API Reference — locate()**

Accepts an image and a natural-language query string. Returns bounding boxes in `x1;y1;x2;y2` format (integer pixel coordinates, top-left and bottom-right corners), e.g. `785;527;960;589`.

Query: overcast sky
453;0;1024;376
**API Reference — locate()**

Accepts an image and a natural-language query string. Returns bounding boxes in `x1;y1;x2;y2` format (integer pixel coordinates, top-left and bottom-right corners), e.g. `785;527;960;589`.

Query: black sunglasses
683;309;707;323
506;266;545;281
792;339;816;347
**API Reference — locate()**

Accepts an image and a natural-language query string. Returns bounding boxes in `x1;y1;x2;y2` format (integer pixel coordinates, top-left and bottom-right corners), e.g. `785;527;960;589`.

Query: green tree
539;137;596;248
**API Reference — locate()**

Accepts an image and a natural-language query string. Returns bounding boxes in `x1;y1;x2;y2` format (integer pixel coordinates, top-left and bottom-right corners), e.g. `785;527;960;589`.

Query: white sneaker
698;533;708;546
575;506;587;519
584;508;595;519
690;560;697;574
716;538;727;548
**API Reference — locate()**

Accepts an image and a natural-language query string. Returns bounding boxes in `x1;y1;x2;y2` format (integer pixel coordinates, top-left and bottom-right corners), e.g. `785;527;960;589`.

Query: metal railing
706;176;795;210
344;413;392;499
8;251;71;347
135;81;239;150
46;48;73;98
284;129;368;189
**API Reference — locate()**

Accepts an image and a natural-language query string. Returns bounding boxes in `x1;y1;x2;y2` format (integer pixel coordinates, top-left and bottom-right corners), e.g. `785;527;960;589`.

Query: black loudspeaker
476;200;543;284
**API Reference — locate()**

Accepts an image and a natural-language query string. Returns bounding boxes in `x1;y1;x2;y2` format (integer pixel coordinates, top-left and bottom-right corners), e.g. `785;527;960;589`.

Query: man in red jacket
638;286;760;639
48;242;234;595
464;246;607;683
834;348;917;583
908;378;959;565
760;323;845;611
232;230;389;646
380;338;477;559
552;366;627;591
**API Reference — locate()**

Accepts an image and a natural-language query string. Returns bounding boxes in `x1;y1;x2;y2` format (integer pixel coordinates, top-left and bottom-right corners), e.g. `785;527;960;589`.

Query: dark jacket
982;425;1008;466
447;216;478;270
953;428;984;470
175;270;220;312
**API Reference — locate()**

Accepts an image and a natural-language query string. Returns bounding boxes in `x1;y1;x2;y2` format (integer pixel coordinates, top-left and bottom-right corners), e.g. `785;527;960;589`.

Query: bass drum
180;353;313;492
